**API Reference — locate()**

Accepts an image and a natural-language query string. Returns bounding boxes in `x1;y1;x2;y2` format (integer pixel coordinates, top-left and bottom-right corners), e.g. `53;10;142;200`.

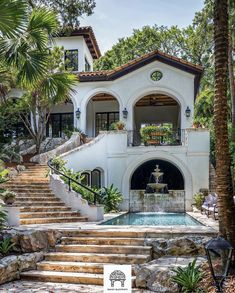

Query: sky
80;0;205;54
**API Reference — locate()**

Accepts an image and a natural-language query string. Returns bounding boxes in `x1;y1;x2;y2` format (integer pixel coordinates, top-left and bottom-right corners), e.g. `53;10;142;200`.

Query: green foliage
0;144;21;163
100;184;123;213
0;206;7;229
193;192;205;209
171;259;204;293
0;190;17;205
51;156;67;172
0;237;14;256
109;121;125;131
140;125;171;143
0;0;27;38
29;0;96;29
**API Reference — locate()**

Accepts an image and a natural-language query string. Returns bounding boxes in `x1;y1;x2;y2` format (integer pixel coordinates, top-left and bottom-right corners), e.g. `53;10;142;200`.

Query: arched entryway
132;93;181;145
86;93;120;137
131;159;184;190
46;99;74;138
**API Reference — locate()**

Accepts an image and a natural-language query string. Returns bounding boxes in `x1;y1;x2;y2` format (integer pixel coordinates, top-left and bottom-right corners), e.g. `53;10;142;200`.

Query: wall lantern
122;108;128;119
204;236;234;293
76;108;81;119
185;106;191;118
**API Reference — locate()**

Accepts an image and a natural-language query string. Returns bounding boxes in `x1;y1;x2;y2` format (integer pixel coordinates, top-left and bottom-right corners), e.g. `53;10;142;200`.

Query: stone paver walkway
0;281;152;293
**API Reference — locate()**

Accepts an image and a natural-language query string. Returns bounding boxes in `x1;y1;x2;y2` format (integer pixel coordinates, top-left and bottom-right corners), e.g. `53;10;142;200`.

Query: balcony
127;129;185;147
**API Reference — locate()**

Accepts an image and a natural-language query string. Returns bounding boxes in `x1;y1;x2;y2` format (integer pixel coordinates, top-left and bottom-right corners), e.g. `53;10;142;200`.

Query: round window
151;71;163;81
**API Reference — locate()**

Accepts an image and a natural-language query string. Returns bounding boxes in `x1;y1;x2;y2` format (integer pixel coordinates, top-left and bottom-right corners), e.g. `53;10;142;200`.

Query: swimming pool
101;212;203;226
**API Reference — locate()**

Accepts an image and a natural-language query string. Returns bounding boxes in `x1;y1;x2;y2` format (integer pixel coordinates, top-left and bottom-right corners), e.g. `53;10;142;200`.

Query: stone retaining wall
130;190;185;212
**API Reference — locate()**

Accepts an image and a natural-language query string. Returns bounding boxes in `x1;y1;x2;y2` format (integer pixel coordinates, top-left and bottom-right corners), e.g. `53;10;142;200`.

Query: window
81;169;102;188
151;71;163;81
95;112;119;136
65;50;78;71
46;113;74;137
85;57;91;71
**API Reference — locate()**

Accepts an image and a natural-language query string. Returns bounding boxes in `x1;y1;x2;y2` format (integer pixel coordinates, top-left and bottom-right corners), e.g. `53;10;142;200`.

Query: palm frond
37;72;77;104
0;0;27;37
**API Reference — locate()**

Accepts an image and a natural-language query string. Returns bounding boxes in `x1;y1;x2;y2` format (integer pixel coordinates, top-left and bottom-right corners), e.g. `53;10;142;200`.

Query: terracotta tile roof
78;50;203;80
60;26;101;59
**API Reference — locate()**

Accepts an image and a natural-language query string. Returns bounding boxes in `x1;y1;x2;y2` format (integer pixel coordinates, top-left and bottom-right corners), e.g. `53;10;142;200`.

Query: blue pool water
101;212;203;226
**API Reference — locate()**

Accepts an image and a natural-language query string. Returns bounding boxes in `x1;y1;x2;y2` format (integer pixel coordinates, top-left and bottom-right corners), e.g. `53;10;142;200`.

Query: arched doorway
86;93;120;137
132;93;181;145
46;99;74;138
131;159;184;190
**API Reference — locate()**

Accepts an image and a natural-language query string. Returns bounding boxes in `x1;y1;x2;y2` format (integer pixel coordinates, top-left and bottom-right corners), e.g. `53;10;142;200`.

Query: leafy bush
51;156;67;171
100;184;123;212
193;192;205;209
0;237;14;256
140;125;172;143
171;259;204;293
0;207;7;229
109;121;125;130
0;190;17;205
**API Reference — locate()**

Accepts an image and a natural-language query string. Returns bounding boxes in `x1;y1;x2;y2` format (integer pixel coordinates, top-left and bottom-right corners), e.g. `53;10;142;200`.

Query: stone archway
121;152;193;211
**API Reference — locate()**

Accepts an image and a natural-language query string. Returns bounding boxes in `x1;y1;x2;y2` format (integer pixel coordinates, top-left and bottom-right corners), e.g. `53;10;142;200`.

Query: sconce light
122;108;128;119
76;108;81;119
185;106;191;118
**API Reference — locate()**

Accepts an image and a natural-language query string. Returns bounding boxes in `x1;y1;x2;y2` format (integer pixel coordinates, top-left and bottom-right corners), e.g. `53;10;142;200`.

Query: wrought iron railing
127;129;185;147
47;159;100;205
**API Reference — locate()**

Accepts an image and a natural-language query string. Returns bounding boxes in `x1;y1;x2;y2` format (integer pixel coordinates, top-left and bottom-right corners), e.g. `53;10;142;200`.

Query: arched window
81;169;102;188
91;169;101;188
81;172;90;186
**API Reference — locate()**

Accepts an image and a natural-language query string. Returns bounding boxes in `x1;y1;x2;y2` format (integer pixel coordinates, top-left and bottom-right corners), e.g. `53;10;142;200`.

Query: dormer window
85;57;91;72
65;49;78;71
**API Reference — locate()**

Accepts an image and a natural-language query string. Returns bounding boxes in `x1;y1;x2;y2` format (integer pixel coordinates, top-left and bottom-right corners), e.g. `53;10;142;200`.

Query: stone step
37;261;104;274
7;186;51;190
9;189;52;194
3;182;49;186
16;193;55;198
61;237;146;246
20;216;88;225
63;230;148;239
16;197;61;202
20;271;103;285
55;244;151;255
37;261;136;275
20;211;81;219
20;206;71;212
17;201;66;207
45;252;150;264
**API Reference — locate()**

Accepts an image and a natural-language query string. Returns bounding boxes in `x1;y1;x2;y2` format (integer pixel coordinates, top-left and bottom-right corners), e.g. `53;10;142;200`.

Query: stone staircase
3;164;88;225
20;229;152;286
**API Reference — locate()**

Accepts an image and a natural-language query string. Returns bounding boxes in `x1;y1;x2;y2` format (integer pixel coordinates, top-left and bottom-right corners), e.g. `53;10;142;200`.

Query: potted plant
1;190;17;205
115;121;125;130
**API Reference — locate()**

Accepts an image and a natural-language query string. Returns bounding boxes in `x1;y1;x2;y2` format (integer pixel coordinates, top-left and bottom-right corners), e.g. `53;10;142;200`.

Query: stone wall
130;190;185;212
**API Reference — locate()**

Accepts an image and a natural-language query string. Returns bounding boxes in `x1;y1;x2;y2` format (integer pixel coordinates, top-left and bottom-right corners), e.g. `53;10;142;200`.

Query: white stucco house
19;27;211;211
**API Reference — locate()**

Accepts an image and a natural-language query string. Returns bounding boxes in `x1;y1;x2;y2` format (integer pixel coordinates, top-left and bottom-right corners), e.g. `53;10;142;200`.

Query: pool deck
14;211;218;238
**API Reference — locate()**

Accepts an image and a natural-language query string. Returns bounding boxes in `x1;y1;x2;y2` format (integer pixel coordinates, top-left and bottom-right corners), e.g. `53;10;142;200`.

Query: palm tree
214;0;235;245
0;4;58;86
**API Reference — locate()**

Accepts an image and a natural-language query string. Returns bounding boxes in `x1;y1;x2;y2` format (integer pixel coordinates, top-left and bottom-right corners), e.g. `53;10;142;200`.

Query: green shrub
0;207;7;229
193;192;205;209
0;237;14;256
171;259;204;293
51;156;67;171
100;184;123;212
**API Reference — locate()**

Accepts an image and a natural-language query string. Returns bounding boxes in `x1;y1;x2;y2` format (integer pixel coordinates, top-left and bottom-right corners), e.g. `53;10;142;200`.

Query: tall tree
213;0;235;244
28;0;96;29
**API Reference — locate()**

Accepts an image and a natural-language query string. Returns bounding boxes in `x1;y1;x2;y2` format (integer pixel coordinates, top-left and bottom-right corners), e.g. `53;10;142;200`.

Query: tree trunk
214;0;235;245
228;31;235;140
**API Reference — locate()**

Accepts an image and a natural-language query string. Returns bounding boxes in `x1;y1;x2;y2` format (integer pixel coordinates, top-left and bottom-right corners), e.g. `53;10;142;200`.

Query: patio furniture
201;193;218;219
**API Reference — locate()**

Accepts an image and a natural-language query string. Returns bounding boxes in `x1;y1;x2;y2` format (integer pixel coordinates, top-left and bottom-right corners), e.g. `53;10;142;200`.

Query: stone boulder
4;229;61;253
135;256;206;292
148;237;209;259
0;252;43;284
